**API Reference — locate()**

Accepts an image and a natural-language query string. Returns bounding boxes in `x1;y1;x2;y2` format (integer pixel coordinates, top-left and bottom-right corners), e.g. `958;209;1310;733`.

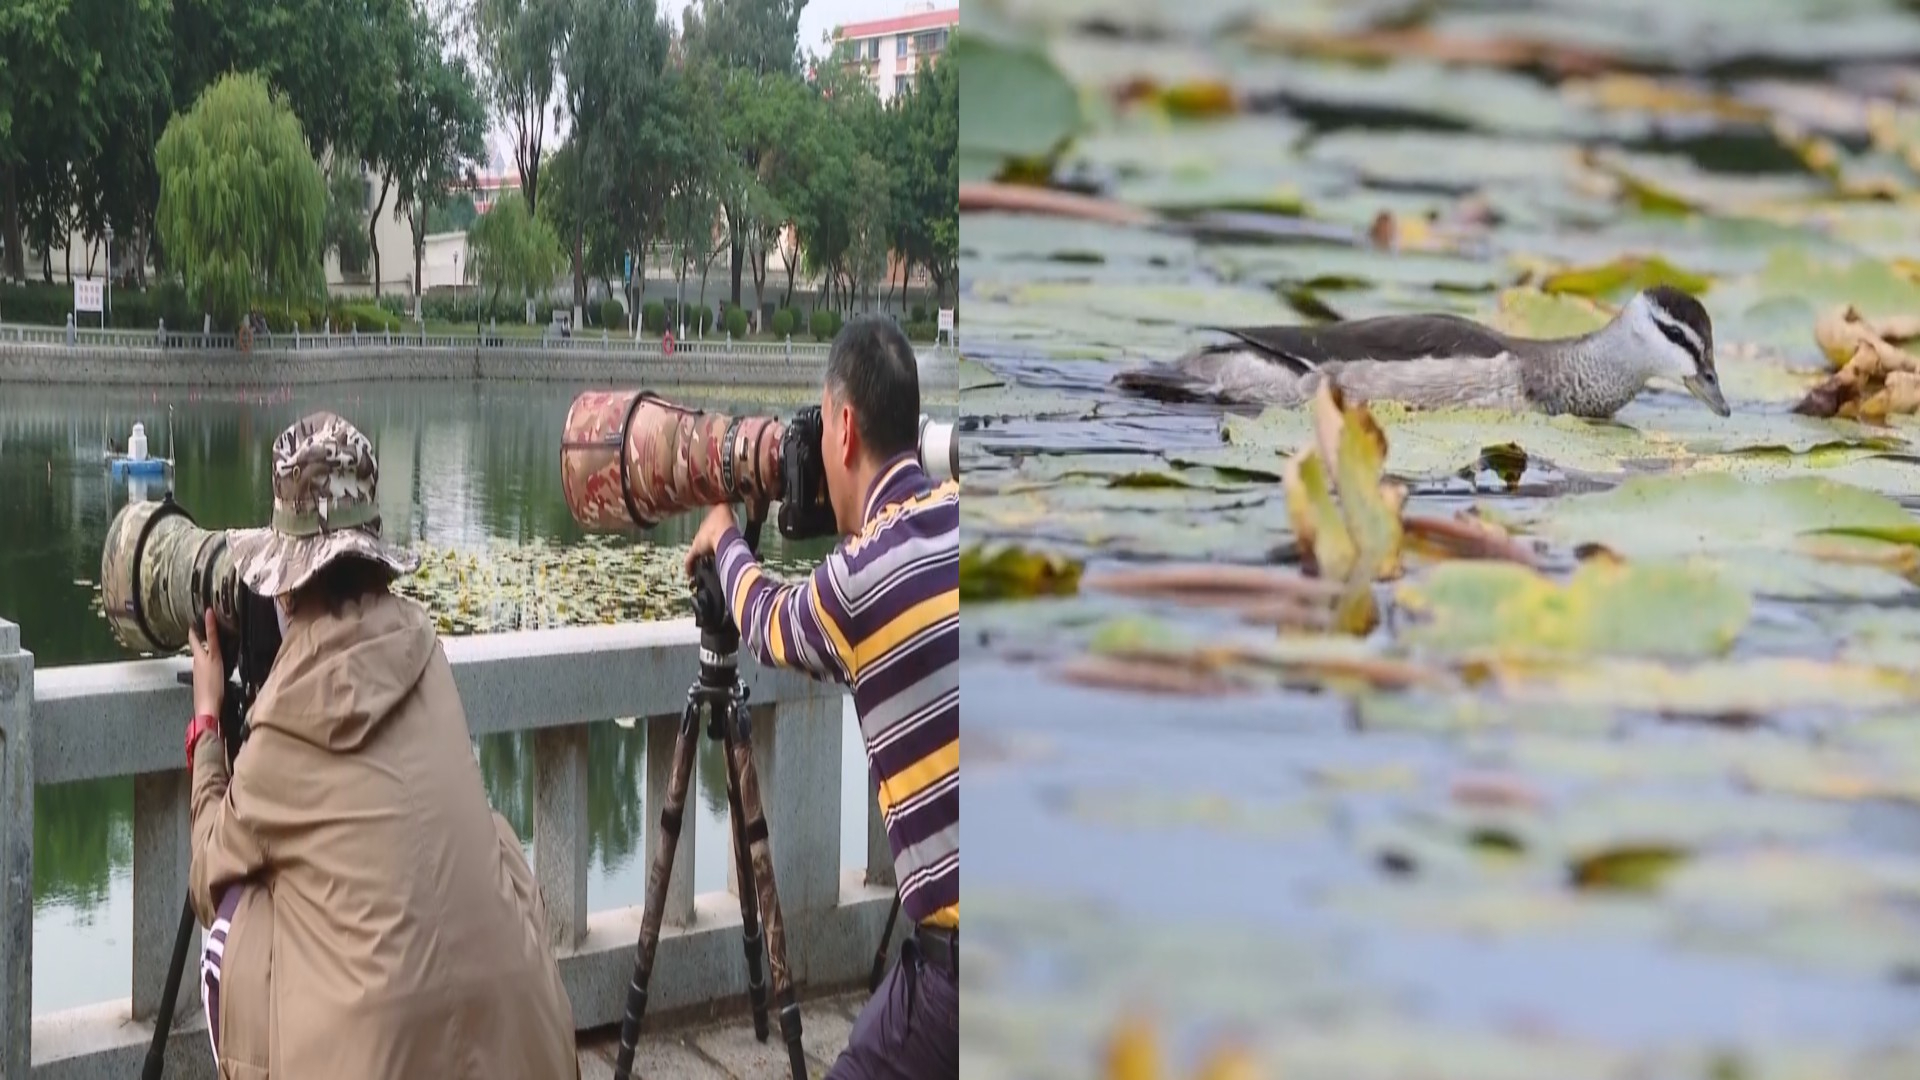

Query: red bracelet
186;714;220;771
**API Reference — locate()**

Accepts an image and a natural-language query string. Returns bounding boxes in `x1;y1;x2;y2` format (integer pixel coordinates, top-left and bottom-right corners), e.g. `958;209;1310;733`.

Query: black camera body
178;570;283;763
776;406;840;542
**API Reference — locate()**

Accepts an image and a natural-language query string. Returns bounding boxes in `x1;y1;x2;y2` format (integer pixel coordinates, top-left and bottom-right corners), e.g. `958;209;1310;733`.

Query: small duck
1111;285;1730;420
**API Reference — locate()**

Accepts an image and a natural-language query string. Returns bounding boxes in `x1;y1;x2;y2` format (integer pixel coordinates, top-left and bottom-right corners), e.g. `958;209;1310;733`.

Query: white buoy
128;422;148;462
918;416;956;482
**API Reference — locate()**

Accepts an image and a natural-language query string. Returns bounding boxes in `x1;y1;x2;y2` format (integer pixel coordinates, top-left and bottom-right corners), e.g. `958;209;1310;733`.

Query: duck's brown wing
1206;313;1516;375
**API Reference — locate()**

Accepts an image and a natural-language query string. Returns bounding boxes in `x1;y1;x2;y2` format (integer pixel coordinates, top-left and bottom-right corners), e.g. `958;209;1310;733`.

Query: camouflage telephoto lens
560;390;788;533
100;498;244;654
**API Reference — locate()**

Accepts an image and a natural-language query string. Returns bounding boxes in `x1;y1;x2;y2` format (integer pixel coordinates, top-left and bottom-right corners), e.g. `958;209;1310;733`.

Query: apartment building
832;3;957;103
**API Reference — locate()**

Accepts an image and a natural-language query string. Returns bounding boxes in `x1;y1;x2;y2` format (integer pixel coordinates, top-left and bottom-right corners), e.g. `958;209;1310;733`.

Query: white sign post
74;278;104;328
936;307;955;347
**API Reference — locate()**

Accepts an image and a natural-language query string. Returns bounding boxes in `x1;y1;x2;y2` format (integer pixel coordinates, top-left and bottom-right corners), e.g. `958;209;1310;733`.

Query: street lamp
104;223;113;327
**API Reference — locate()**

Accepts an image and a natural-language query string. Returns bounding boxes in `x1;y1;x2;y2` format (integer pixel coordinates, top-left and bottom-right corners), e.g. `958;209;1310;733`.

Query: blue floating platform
109;456;170;478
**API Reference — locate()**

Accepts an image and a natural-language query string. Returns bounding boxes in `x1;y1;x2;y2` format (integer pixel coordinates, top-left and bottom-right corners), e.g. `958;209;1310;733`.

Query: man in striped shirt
686;316;958;1079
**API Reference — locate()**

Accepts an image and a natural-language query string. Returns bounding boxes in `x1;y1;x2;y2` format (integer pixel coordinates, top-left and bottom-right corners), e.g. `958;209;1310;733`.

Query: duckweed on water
387;537;815;635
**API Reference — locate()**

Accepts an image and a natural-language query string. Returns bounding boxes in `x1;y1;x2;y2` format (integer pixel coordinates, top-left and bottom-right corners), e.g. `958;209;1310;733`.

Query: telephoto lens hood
560;389;961;542
100;495;245;655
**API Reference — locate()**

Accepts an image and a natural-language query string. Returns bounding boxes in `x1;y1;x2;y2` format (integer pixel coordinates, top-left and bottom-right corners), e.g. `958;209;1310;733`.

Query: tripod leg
140;895;198;1080
613;701;700;1080
721;744;772;1041
725;725;808;1080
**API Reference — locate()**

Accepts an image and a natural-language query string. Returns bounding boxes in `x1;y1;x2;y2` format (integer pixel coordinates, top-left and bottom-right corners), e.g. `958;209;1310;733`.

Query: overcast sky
475;0;940;166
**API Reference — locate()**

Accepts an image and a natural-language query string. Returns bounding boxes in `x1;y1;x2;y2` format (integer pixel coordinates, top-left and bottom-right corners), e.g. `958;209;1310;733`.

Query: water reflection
1;380;869;1013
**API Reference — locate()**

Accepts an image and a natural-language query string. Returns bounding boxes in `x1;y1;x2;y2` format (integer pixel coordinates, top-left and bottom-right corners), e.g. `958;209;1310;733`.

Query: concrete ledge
558;874;897;1031
28;876;897;1080
31;620;823;784
28;1000;208;1080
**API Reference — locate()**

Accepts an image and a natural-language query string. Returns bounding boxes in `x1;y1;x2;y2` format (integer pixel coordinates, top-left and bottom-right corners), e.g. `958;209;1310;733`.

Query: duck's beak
1684;373;1731;417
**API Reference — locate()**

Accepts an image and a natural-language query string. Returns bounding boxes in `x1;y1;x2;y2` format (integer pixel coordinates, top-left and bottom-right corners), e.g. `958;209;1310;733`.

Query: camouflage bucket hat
226;411;419;597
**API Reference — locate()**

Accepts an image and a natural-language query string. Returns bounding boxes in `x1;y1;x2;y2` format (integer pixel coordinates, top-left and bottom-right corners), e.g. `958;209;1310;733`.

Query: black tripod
612;522;806;1080
143;589;278;1079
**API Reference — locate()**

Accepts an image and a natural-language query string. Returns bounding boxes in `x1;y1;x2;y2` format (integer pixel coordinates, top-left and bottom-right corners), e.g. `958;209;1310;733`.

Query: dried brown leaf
1082;564;1345;603
1452;771;1547;810
1057;654;1250;697
958;182;1157;226
1404;512;1542;566
1814;304;1920;368
1796;319;1920;418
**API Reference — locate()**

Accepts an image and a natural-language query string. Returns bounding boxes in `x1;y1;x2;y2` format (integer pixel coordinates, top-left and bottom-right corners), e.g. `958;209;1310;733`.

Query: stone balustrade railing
0;616;896;1080
0;323;958;360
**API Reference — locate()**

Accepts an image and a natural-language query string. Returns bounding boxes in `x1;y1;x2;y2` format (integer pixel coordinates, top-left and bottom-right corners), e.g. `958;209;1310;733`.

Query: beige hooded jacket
188;589;579;1079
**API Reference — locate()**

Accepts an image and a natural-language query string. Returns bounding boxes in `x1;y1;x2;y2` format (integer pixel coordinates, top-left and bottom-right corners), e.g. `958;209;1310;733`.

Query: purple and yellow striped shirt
716;453;959;929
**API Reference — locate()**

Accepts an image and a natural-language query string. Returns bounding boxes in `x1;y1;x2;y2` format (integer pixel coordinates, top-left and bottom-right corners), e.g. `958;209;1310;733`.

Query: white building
831;3;956;104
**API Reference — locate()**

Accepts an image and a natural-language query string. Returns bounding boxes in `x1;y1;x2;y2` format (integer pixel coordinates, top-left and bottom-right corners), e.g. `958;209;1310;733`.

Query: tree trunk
781;242;796;309
514;97;544;219
411;208;426;315
368;175;392;298
750;231;767;330
728;233;743;307
572;134;588;319
572;219;585;316
0;163;22;283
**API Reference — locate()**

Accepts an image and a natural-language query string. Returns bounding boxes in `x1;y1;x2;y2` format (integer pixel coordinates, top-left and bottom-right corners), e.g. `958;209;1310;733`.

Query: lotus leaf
1393;558;1751;661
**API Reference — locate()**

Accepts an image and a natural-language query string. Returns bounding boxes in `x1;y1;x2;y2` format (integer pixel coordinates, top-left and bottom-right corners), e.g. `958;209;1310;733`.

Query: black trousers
824;930;958;1079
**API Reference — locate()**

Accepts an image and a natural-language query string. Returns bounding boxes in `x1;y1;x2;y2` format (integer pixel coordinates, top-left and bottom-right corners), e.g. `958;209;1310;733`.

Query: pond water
960;0;1920;1076
0;378;882;1015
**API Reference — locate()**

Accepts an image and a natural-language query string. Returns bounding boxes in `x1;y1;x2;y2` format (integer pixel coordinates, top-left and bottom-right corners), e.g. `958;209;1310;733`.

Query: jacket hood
247;590;439;752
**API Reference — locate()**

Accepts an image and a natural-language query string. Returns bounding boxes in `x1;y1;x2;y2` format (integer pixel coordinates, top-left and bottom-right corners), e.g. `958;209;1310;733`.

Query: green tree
69;0;173;289
1;0;173;284
891;52;957;306
324;160;371;276
466;188;564;314
391;8;487;312
537;139;621;317
589;17;689;325
168;0;415;165
680;0;801;77
844;152;891;313
153;72;327;329
427;192;478;234
789;49;884;312
474;0;568;218
558;0;626;319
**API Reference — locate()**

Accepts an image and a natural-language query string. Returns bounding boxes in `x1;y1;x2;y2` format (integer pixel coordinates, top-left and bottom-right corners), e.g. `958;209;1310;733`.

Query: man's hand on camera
684;503;738;578
189;607;225;720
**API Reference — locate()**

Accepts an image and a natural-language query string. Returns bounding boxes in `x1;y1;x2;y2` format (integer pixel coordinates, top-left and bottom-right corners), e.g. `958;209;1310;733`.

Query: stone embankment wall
0;342;835;388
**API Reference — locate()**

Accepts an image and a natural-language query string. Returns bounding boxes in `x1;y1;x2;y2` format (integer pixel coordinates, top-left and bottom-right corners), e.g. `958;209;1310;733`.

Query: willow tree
154;72;327;330
466;189;565;318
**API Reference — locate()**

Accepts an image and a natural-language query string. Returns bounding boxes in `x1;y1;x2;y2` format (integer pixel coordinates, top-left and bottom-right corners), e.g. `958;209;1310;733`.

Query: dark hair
824;316;920;461
288;553;395;618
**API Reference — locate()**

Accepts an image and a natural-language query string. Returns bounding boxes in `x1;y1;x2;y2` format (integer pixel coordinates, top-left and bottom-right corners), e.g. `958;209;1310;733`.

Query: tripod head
689;555;739;690
688;507;765;694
